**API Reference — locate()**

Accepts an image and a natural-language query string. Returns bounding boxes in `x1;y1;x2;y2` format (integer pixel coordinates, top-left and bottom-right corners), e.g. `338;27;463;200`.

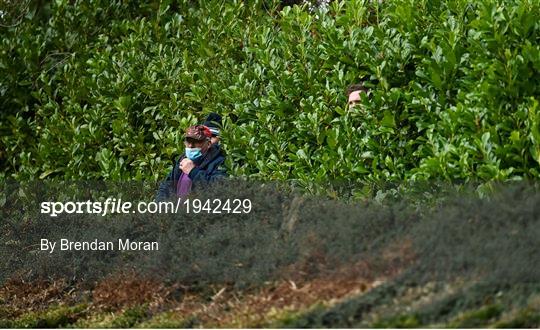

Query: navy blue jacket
156;144;226;201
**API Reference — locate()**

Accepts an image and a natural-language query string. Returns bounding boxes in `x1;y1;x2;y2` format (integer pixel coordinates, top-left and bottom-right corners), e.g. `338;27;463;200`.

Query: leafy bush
1;180;540;327
1;0;540;191
1;180;539;288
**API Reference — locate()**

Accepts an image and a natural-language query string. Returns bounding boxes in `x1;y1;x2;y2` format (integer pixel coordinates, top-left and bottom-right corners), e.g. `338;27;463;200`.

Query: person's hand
180;158;196;174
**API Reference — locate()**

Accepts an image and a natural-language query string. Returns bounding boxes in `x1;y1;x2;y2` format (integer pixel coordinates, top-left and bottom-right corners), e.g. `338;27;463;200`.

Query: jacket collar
199;144;221;167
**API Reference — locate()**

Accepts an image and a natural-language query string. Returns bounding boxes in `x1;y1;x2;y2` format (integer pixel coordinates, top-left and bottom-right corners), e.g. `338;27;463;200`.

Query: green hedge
1;0;539;192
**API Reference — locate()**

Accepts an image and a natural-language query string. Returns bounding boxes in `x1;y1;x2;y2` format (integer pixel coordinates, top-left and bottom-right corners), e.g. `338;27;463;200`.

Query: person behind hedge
156;125;226;200
346;82;371;111
203;112;222;146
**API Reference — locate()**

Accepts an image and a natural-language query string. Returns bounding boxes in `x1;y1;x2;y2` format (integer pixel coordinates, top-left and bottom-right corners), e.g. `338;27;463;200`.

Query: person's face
210;136;220;145
348;90;364;110
348;90;371;110
184;137;210;152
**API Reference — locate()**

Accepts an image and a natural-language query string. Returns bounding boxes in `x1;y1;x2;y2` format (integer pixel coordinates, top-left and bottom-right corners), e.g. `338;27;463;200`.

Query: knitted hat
203;112;222;136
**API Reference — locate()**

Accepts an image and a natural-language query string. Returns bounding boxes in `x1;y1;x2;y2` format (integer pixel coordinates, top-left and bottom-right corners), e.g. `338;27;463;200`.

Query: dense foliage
1;0;540;193
1;181;540;326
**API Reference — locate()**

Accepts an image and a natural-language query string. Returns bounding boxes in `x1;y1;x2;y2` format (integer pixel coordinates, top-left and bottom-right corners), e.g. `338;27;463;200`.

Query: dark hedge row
1;0;540;194
1;181;539;327
1;180;539;287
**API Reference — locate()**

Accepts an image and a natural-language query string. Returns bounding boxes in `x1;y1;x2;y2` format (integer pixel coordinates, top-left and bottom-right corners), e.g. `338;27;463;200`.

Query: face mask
185;147;202;160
